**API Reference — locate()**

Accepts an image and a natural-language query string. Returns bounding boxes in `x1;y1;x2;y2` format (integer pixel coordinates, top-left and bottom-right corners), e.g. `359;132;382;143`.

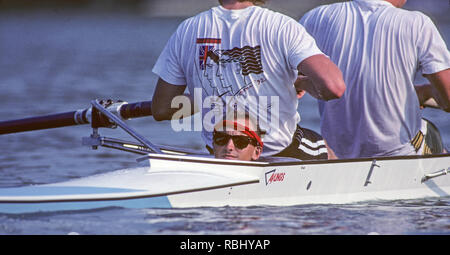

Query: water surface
0;2;449;235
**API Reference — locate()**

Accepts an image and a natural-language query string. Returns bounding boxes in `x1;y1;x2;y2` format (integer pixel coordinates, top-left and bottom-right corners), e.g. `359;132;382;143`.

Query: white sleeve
152;26;187;85
418;16;450;74
280;19;324;70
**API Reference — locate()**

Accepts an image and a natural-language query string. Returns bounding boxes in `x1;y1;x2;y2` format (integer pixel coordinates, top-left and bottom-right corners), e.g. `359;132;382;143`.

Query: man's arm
324;140;338;160
151;78;193;121
423;69;450;112
295;54;346;100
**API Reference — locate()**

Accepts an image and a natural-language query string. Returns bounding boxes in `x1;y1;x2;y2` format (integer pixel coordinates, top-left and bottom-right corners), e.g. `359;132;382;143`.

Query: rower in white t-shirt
299;0;450;158
151;0;346;160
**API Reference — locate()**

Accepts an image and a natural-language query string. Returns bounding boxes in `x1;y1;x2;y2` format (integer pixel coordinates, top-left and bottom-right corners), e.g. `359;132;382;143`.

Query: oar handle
0;100;152;135
119;101;152;119
421;98;441;109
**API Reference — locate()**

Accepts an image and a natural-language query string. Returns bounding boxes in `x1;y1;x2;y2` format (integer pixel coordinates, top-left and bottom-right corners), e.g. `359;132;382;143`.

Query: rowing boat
0;100;449;214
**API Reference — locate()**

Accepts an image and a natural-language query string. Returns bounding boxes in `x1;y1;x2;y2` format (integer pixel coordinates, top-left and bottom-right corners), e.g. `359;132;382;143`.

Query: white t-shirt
153;5;324;156
300;0;450;158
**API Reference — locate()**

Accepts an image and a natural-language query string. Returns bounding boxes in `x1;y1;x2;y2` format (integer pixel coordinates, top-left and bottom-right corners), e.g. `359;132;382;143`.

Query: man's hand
423;69;450;112
294;75;308;99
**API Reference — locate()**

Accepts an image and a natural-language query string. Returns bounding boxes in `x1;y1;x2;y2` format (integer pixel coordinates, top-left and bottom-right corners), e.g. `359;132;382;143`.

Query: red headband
216;120;263;148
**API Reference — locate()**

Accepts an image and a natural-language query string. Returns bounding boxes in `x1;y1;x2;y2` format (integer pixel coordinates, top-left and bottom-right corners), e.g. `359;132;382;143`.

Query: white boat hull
0;153;449;214
165;154;450;207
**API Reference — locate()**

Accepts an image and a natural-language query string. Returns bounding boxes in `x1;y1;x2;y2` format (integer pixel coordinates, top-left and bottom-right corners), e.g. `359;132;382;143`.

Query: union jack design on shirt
197;38;221;70
199;45;214;70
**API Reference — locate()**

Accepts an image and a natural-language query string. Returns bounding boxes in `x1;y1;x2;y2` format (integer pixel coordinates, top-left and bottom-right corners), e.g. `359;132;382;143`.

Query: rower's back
300;0;450;158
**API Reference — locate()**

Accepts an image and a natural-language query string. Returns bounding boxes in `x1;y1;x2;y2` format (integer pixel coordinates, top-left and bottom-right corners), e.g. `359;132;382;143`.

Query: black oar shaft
0;111;81;135
0;101;152;135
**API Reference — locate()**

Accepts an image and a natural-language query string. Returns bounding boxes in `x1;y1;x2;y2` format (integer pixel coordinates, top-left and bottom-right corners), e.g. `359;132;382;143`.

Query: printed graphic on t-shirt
212;46;263;76
196;38;265;99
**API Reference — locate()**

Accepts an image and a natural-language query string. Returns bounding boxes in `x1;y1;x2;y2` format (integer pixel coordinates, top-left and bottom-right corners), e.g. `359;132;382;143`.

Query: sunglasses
213;132;258;150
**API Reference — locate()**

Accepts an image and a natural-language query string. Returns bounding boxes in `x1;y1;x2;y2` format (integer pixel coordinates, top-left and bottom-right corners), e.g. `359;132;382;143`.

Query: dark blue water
0;2;449;235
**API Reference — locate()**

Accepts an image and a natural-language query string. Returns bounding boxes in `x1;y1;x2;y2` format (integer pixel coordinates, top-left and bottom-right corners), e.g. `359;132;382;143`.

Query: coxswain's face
213;131;261;161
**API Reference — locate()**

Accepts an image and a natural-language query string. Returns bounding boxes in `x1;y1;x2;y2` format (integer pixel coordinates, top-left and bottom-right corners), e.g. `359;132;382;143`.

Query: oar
0;100;152;135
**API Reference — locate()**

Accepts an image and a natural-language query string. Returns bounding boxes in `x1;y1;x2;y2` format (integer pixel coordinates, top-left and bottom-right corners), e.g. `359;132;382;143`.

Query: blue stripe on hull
0;196;172;214
0;186;145;196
